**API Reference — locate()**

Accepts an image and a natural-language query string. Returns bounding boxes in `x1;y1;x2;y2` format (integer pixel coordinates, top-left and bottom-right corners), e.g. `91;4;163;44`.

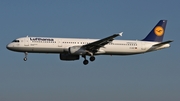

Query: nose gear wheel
23;52;28;61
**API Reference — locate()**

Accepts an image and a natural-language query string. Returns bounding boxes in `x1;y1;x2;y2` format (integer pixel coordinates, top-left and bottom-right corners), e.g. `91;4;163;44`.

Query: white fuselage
6;37;170;55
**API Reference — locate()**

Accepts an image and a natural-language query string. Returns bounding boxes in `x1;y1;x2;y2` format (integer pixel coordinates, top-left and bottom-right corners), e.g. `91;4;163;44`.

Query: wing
83;32;123;53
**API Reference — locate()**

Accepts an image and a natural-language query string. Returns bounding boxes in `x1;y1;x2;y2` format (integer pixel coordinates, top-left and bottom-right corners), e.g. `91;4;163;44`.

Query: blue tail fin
142;20;167;42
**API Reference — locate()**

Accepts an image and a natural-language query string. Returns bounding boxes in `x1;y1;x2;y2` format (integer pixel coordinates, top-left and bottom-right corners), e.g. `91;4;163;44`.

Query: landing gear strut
23;52;28;61
82;55;96;65
82;55;89;65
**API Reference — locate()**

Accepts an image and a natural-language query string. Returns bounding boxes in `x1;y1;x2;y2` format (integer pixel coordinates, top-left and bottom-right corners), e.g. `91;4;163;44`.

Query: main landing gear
23;52;28;61
90;56;95;61
82;55;96;65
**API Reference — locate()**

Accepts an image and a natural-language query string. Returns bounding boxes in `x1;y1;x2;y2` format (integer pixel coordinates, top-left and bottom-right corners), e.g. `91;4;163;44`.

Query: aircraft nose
6;43;13;50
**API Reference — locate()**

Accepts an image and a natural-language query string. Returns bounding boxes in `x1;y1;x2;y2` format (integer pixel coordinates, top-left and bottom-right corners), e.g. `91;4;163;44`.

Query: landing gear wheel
23;57;27;61
83;60;89;65
23;52;28;61
90;56;95;61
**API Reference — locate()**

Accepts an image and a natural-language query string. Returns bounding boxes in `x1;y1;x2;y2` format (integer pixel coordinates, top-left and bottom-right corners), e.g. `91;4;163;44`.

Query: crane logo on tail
154;26;164;36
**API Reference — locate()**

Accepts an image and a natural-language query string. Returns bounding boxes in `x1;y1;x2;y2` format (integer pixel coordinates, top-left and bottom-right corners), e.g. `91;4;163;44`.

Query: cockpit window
12;40;20;42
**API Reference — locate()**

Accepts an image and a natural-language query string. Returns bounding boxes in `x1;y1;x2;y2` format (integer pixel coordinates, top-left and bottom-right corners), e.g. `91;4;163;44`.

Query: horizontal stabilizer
153;40;173;47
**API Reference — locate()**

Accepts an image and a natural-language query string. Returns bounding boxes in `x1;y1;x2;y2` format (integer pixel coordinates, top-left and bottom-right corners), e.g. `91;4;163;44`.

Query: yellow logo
154;26;164;36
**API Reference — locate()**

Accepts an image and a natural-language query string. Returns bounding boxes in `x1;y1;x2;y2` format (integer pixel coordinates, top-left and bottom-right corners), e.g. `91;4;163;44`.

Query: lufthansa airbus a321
7;20;173;65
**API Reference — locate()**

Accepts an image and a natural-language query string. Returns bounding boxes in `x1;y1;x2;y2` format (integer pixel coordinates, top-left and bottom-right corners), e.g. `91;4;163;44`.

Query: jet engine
69;46;87;55
60;53;79;61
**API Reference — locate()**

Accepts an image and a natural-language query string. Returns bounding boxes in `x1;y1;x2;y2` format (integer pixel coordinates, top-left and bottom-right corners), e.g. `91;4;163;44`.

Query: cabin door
24;38;29;46
58;39;62;47
141;42;146;50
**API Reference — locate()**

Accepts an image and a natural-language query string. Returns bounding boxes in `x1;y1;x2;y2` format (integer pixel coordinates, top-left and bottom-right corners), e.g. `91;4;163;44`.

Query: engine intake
69;46;86;55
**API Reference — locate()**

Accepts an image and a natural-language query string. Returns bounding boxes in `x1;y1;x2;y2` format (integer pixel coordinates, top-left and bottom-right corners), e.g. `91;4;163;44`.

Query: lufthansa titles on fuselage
30;37;54;41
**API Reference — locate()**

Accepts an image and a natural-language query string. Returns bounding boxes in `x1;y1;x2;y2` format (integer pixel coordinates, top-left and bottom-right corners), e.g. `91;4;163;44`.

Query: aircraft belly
30;47;64;53
10;46;64;53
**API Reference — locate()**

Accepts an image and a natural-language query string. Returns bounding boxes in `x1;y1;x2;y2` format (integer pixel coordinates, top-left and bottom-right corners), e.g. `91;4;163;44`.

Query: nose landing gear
23;52;28;61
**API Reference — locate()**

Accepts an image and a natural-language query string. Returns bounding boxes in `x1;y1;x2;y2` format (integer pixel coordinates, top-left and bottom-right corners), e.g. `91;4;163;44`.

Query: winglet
119;32;123;36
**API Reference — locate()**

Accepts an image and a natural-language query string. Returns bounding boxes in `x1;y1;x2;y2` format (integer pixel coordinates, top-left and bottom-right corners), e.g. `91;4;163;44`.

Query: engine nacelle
69;46;87;55
60;53;79;61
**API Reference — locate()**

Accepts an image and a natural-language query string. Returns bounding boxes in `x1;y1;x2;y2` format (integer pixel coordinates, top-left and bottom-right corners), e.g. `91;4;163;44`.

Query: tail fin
142;20;167;42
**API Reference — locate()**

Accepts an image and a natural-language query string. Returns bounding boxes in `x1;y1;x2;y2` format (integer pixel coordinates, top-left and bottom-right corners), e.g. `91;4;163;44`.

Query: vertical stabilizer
142;20;167;42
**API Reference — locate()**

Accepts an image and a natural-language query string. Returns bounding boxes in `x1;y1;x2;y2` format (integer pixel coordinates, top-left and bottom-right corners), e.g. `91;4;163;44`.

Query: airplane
6;20;173;65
